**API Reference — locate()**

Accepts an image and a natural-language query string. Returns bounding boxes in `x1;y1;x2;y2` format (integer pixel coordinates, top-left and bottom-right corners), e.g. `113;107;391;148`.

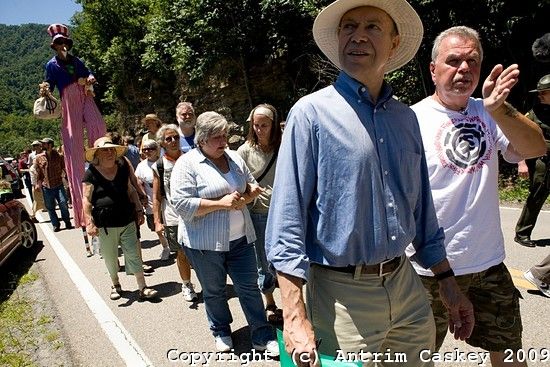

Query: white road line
25;194;153;367
500;206;550;213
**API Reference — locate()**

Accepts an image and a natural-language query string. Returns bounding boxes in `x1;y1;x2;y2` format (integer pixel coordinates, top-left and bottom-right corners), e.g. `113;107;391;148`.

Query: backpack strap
155;157;166;198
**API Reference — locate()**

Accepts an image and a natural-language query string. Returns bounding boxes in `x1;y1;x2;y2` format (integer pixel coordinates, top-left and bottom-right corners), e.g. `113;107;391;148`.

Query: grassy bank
0;271;66;367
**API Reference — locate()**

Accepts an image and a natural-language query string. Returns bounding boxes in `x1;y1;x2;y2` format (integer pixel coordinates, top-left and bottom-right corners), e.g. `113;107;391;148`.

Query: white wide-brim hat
85;137;127;162
312;0;423;73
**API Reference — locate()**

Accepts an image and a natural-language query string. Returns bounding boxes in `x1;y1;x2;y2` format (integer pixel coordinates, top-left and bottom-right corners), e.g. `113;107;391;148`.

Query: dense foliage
1;0;549;157
71;0;549;127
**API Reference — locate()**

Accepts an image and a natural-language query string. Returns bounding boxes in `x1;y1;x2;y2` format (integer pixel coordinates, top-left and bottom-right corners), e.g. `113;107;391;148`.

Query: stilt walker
43;24;107;256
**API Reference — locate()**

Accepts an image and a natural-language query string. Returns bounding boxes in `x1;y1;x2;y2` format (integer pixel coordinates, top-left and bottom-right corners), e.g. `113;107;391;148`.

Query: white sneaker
253;339;280;357
524;270;550;297
160;247;170;261
215;335;233;352
182;282;198;302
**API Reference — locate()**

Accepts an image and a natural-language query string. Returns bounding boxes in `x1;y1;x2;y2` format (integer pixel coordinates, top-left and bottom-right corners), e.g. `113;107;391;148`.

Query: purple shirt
45;55;93;96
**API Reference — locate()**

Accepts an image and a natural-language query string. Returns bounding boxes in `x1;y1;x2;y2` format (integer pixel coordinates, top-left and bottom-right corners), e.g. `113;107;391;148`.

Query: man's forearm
277;271;308;322
491;102;546;159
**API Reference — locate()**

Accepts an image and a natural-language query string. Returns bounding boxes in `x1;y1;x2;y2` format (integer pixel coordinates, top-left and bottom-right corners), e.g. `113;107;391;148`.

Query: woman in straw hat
82;137;158;301
140;114;163;152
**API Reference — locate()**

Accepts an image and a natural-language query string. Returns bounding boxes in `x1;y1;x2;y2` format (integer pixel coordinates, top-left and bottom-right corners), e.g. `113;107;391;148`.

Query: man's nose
351;26;370;43
457;60;470;72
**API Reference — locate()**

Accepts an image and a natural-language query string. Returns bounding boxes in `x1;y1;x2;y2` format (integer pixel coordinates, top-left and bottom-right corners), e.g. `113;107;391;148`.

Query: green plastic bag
277;329;361;367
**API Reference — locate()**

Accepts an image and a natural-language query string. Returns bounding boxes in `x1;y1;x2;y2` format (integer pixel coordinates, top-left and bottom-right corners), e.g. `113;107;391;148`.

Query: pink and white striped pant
61;83;106;227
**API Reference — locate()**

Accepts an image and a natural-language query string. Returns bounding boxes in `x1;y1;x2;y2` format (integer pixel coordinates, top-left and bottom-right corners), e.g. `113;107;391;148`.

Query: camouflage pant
420;262;523;352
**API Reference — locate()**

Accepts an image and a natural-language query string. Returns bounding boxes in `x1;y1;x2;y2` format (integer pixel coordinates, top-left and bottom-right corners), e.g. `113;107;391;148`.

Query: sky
0;0;82;26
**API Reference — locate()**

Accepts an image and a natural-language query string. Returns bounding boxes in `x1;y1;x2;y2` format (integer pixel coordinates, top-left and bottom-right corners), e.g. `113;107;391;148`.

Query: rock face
118;59;307;148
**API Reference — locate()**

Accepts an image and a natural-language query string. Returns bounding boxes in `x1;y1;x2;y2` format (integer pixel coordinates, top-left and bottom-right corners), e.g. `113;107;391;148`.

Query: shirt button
384;170;388;175
388;203;394;208
379;138;384;143
391;235;396;241
357;99;362;103
360;87;366;93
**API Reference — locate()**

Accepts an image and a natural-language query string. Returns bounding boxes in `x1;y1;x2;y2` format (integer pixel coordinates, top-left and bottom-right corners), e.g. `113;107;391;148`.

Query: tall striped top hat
47;23;73;50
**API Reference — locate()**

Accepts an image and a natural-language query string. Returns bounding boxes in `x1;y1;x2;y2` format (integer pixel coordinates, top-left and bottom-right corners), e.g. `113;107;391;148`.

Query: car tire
20;217;37;248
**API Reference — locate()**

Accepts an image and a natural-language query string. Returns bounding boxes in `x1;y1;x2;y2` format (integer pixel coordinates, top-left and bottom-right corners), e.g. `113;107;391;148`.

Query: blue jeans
42;185;71;228
184;237;274;345
250;212;276;294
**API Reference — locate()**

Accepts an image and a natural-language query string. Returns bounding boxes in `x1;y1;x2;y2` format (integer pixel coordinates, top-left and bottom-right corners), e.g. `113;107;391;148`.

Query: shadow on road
0;241;45;303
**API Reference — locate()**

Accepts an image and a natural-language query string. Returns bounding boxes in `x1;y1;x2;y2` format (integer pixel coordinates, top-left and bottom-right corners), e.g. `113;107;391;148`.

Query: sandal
139;287;158;300
265;304;283;324
110;284;122;300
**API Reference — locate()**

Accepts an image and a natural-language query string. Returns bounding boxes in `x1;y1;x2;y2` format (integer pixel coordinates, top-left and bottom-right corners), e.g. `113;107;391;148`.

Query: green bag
276;329;361;367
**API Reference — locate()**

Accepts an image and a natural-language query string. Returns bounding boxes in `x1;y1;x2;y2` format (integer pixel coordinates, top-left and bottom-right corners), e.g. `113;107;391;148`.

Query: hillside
0;24;53;115
0;24;60;156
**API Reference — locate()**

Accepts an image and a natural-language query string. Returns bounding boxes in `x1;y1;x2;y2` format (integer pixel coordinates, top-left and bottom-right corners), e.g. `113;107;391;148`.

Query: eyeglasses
53;39;68;45
142;147;157;152
164;135;180;143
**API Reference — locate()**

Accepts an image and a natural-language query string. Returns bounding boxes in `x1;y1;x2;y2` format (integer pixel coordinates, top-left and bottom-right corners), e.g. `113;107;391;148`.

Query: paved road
22;199;550;366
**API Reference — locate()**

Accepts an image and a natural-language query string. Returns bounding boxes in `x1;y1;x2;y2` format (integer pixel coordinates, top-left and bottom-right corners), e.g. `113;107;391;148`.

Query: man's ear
389;35;400;58
430;61;436;83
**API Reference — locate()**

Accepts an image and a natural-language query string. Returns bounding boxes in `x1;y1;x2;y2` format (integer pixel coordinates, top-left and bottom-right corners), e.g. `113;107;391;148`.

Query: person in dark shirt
515;74;550;247
33;138;73;232
123;135;141;169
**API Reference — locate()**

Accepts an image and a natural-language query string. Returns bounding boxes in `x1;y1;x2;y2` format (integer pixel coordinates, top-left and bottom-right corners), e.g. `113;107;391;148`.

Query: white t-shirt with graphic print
406;97;522;276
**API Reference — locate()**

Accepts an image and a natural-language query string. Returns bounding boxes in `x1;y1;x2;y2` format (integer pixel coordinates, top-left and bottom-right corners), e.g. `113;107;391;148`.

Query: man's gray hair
176;101;194;113
156;124;179;145
194;111;229;146
432;26;483;62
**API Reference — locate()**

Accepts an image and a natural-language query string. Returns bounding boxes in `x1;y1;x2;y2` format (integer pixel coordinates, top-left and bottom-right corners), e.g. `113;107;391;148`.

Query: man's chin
180;122;195;129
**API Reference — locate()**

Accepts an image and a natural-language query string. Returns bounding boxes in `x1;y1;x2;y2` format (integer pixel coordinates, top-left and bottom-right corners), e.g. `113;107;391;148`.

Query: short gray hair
176;101;194;114
195;112;229;146
432;26;483;62
156;124;179;146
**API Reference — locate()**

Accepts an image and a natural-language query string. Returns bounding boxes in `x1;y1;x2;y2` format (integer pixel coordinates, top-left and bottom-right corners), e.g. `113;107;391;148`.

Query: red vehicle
1;157;24;198
0;191;37;266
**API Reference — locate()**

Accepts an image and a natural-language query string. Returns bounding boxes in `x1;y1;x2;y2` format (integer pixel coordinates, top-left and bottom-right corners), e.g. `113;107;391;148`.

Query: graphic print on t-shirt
434;115;494;175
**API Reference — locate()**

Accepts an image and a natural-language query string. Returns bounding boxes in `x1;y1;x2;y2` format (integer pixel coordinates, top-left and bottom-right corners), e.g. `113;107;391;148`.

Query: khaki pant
307;257;435;366
32;186;45;215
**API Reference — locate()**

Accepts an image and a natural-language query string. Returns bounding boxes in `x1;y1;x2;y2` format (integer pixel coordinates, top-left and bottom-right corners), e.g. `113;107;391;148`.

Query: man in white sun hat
266;0;474;365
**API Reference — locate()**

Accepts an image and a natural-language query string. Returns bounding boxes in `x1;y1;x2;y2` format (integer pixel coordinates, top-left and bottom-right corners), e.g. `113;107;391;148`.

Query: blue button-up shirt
171;148;257;251
266;72;446;281
45;55;93;96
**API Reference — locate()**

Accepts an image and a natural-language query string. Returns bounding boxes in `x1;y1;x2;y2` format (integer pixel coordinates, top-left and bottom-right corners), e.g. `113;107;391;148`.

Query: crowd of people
8;0;550;361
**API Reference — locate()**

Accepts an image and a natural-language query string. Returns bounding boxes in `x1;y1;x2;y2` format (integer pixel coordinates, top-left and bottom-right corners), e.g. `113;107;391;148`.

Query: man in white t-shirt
176;102;196;153
407;26;546;367
152;124;197;302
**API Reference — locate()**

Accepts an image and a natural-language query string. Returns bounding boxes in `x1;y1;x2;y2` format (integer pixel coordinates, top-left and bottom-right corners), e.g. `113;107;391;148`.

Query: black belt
316;256;401;277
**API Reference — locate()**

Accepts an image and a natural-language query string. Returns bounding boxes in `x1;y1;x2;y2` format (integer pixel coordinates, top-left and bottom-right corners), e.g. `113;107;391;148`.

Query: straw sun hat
312;0;423;73
141;113;162;125
85;137;127;162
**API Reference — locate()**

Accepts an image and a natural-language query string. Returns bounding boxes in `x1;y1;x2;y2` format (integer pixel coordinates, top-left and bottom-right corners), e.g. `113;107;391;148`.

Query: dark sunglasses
142;147;157;152
164;135;180;143
54;39;68;45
